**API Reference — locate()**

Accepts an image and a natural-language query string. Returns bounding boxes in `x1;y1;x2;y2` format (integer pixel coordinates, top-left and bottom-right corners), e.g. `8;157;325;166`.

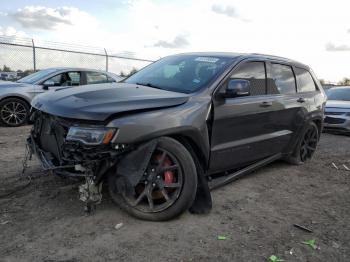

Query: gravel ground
0;126;349;262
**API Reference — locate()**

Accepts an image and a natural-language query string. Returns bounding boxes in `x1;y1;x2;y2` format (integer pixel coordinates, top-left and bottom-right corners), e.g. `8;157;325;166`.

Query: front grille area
324;116;346;124
31;110;118;169
32;112;68;165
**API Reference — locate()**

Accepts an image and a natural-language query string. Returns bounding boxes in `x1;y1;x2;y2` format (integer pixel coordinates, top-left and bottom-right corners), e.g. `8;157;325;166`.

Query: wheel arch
169;134;209;172
0;95;31;108
311;117;323;137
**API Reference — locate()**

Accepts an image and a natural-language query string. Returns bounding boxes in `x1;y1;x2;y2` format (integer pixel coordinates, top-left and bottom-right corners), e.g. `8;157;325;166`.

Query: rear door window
86;72;109;84
295;68;317;92
269;64;296;94
230;61;266;96
67;72;80;86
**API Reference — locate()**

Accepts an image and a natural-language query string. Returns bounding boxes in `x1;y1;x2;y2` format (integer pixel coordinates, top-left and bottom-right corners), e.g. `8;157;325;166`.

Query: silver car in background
0;68;122;126
324;86;350;134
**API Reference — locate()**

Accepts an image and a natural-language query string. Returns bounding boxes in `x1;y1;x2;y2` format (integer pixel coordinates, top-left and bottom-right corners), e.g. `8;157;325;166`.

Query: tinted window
45;71;80;86
295;68;316;92
86;72;109;84
124;55;234;94
269;64;296;94
326;88;350;101
230;62;266;96
68;72;80;86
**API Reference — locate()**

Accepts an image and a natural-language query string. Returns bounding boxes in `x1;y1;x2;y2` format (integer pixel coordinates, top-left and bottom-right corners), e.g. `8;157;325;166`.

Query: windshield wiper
135;82;163;90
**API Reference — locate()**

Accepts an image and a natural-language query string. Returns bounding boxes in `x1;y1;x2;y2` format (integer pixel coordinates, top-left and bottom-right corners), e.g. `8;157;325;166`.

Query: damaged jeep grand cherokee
27;53;326;221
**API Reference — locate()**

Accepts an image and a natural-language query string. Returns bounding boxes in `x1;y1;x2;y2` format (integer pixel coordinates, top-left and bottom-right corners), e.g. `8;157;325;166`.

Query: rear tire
108;137;198;221
0;98;29;127
285;121;319;165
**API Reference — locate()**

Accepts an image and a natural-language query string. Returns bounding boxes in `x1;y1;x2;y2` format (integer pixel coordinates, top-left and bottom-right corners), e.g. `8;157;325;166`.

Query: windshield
326;88;350;101
124;55;234;93
17;69;59;84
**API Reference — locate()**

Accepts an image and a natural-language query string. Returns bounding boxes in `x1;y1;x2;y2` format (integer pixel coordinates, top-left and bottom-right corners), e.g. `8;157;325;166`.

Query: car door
264;62;309;151
209;60;302;173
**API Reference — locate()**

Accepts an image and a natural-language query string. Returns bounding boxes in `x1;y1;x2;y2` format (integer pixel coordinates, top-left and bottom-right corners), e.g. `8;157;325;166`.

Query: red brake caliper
149;154;175;200
163;157;174;185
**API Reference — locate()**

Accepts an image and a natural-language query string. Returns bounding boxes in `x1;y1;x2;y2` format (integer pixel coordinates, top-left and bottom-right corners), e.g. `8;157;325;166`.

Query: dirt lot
0;126;349;262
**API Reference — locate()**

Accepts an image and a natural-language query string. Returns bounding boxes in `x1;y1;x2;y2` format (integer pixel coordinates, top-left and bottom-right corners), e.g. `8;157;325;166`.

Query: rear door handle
297;97;306;103
260;101;273;107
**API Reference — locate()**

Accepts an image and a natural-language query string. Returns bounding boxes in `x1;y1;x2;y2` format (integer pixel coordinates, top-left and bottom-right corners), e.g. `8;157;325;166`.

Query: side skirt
208;153;282;190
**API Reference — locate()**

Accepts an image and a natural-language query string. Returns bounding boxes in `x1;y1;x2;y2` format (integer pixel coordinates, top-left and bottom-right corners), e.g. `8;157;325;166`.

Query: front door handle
297;97;306;103
260;101;273;107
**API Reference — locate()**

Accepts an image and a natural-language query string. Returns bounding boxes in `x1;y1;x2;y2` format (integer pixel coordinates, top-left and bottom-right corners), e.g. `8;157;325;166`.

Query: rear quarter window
86;72;108;84
295;68;317;92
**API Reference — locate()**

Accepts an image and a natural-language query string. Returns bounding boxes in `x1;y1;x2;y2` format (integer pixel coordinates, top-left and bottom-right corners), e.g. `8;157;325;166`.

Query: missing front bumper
27;135;75;172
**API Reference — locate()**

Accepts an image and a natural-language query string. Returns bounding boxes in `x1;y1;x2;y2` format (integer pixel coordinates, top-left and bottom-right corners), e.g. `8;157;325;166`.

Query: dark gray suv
27;53;326;221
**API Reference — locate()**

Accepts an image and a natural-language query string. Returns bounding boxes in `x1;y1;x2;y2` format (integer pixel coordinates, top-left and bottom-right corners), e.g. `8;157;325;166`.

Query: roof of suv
174;52;309;69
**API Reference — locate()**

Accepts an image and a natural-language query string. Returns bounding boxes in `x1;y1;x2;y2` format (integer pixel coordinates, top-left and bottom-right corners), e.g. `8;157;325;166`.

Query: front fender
107;97;212;164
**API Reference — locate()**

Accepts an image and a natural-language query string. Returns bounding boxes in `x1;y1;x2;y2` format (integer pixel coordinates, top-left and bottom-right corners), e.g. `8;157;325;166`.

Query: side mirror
223;79;251;98
42;80;55;90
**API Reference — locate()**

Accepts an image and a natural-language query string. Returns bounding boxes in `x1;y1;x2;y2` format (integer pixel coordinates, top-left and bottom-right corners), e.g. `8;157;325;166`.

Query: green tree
23;69;35;77
338;77;350;85
2;65;11;72
127;67;138;77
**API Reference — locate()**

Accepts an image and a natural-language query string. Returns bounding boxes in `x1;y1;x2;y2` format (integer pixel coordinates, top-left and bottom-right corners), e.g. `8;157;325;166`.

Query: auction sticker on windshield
195;57;219;63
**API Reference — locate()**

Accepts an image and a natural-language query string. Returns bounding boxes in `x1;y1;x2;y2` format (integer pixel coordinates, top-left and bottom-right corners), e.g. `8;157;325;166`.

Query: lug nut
145;181;148;185
156;175;160;179
151;168;155;172
152;183;156;187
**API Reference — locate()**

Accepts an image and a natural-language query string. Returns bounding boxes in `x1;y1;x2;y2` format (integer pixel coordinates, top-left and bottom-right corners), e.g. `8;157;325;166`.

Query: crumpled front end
26;110;127;212
27;110;123;177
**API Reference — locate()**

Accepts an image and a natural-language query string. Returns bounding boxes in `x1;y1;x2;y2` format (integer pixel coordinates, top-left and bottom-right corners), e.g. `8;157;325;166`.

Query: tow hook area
79;176;103;214
77;166;103;214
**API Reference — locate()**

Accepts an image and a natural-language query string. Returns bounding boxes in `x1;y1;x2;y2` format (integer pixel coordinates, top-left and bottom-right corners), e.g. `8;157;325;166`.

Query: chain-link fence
0;36;154;80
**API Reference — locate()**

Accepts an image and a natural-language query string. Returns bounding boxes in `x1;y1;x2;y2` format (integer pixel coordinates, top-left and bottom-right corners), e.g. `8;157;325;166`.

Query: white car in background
324;86;350;134
0;68;122;127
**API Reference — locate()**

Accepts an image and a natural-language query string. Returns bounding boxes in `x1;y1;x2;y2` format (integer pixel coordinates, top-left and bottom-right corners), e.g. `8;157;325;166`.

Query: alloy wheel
121;148;183;213
0;101;28;126
300;125;318;162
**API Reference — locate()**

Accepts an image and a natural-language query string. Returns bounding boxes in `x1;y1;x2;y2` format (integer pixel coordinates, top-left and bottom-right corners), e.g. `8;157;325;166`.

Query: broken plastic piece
293;223;313;233
115;223;124;230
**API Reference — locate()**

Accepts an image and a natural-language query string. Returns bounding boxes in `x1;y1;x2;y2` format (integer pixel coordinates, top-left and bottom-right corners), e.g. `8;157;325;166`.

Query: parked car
324;86;350;133
0;72;17;81
0;68;122;127
27;53;326;221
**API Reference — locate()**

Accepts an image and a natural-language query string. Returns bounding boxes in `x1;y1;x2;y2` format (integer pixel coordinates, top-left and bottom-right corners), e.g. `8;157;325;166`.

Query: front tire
286;121;319;165
0;98;29;127
108;137;198;221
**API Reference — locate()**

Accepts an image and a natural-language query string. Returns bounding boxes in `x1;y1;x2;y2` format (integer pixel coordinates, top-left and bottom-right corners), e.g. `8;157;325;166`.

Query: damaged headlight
66;126;116;145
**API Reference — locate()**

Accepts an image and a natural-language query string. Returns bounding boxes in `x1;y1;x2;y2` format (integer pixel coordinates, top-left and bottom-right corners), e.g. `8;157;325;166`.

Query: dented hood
31;83;189;121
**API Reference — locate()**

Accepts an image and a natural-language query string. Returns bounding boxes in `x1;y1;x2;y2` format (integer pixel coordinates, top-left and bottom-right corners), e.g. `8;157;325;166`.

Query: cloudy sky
0;0;349;82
